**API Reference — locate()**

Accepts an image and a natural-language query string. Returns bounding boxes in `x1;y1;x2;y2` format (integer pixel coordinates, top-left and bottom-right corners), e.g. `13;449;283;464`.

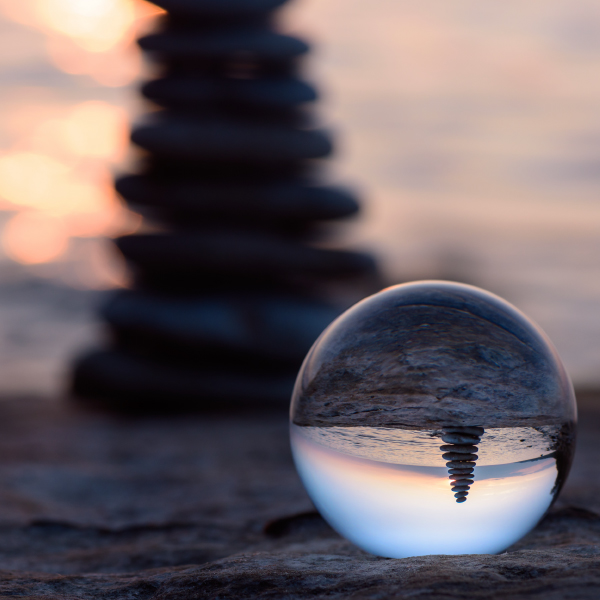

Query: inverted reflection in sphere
290;281;576;558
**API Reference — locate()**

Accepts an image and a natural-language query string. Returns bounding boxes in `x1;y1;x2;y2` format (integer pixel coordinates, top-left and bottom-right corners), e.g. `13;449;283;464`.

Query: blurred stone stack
71;0;377;411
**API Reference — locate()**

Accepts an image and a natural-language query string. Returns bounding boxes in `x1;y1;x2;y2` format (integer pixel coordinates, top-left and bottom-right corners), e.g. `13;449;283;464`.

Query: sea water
290;423;561;558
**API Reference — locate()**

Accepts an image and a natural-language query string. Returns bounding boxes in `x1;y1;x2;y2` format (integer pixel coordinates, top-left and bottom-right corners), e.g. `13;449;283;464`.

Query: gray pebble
149;0;288;17
103;291;340;363
440;444;478;453
451;485;471;492
131;116;332;163
116;176;359;223
442;452;478;462
115;231;376;279
443;426;485;436
446;461;477;469
450;478;474;485
139;30;308;61
72;349;295;410
142;77;317;109
441;433;481;445
448;468;474;475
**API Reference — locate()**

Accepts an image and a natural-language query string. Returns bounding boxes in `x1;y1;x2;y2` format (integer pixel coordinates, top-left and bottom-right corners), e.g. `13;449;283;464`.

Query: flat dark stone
443;426;485;436
150;0;288;17
142;77;317;109
114;231;376;280
441;433;481;445
455;496;467;503
131;116;332;163
450;477;475;484
72;349;294;411
440;444;478;453
162;55;298;80
442;452;479;462
446;461;477;469
139;30;308;61
451;485;471;492
115;175;359;223
102;290;339;364
448;468;475;474
454;491;469;498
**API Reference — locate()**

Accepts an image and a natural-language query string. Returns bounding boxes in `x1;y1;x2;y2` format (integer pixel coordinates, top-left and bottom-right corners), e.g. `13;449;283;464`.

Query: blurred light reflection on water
0;0;161;395
0;0;160;287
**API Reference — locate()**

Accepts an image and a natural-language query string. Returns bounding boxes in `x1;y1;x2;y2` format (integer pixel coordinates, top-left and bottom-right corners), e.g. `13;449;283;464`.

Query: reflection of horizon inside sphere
290;281;577;558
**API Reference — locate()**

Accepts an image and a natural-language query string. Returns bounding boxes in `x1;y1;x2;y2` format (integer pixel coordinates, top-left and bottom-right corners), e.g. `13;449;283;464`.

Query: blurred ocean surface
0;0;599;396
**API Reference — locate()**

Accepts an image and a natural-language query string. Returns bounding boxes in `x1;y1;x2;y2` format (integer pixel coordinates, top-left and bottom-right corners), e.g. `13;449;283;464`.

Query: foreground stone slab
0;396;595;597
0;541;598;599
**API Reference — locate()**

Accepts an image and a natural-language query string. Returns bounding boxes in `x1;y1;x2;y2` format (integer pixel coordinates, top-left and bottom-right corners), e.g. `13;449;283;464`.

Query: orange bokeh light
3;211;69;264
0;96;134;261
0;1;161;275
46;36;142;87
0;152;71;211
34;0;136;53
30;100;129;162
63;101;129;161
0;0;163;86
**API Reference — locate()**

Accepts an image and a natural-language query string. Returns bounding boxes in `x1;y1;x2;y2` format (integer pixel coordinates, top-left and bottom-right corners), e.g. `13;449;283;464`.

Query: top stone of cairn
150;0;289;18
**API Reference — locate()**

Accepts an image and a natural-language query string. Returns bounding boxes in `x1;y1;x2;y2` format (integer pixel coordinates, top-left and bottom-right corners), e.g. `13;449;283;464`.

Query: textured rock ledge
0;395;595;598
0;532;599;599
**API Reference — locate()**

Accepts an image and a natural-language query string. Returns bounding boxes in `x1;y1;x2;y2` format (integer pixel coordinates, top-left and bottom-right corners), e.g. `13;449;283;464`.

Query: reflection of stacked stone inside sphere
440;426;484;503
71;0;376;411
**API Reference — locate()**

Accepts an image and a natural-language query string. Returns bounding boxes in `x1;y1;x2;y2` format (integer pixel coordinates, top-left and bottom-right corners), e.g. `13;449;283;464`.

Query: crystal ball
290;281;576;558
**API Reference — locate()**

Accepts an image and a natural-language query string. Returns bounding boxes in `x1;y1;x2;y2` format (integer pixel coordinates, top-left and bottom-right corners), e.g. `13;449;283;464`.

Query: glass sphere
290;281;576;558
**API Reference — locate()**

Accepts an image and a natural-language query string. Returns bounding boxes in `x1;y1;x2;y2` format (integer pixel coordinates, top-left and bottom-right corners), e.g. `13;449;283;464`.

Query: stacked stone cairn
72;0;377;411
440;426;484;503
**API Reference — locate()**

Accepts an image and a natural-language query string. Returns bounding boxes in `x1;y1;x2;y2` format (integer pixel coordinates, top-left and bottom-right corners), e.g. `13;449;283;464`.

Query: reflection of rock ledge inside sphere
291;283;575;431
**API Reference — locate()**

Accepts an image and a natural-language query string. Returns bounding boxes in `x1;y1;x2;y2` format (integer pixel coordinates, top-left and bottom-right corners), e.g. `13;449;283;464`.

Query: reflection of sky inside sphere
291;424;558;558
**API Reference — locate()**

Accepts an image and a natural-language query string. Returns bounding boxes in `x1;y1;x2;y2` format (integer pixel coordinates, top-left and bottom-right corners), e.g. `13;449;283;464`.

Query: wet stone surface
0;396;596;598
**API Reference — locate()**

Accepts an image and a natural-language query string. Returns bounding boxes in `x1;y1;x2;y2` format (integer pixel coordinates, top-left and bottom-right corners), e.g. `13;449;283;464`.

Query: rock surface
0;394;596;597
